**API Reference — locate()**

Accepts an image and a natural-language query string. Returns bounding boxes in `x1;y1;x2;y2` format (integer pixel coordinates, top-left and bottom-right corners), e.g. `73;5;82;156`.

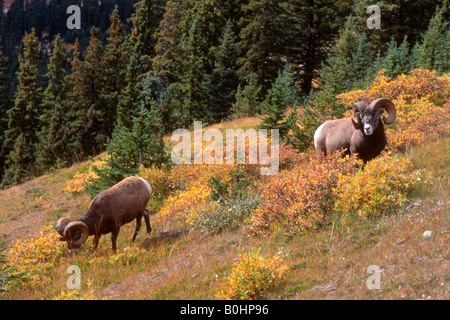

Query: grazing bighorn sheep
314;98;396;163
56;176;153;253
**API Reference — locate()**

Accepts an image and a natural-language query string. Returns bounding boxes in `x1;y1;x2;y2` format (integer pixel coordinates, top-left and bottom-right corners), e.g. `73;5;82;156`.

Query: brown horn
351;102;364;130
64;221;89;247
55;218;71;239
369;98;396;125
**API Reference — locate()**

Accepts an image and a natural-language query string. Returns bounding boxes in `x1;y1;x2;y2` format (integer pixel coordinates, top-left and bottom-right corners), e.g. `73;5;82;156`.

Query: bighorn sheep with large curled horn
55;176;153;253
314;98;396;163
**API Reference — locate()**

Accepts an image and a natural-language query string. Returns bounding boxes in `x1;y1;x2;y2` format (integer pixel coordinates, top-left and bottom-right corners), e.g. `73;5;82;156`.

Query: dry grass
0;116;448;299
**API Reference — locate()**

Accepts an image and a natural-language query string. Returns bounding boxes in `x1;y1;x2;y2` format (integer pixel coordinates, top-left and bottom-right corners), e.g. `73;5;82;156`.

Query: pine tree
129;0;164;72
65;28;107;157
258;65;300;140
321;16;373;95
36;34;70;171
416;5;449;74
152;0;186;86
100;7;128;137
117;52;142;129
0;39;10;181
238;0;290;94
208;20;239;121
231;72;262;118
85;77;169;198
65;39;88;159
180;18;210;123
286;0;352;94
383;37;411;78
2;29;42;186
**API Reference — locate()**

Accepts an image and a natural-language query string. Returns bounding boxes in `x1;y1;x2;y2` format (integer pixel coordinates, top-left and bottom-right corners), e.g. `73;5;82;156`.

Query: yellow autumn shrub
7;226;66;287
337;68;450;106
216;248;287;300
333;152;427;222
63;159;108;194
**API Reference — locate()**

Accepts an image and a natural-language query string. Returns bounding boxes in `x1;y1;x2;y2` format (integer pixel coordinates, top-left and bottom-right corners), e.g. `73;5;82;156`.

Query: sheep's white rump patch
139;177;153;196
314;122;326;149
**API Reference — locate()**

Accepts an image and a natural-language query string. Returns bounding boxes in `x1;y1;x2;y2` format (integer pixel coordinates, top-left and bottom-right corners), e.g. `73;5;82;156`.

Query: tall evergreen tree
65;39;88;159
208;20;239;121
258;65;300;140
152;0;187;86
100;7;128;136
416;5;450;74
180;18;210;123
129;0;164;72
36;34;70;171
320;16;374;95
0;39;10;181
117;52;142;129
238;0;289;94
383;37;411;78
2;29;41;186
231;72;262;118
286;0;352;94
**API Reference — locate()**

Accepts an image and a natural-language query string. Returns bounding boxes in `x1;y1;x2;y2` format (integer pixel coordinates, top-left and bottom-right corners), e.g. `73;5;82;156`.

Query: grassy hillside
1;70;449;300
0;133;448;300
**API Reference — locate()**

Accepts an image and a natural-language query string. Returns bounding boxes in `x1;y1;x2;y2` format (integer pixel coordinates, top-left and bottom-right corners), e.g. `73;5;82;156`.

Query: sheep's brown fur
56;176;153;253
314;99;396;163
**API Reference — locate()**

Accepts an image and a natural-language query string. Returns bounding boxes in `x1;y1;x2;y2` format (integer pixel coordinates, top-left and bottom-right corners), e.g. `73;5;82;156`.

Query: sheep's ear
352;103;363;129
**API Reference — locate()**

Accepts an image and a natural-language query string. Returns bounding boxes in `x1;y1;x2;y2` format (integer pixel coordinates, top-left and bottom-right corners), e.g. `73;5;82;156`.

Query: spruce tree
36;34;69;171
129;0;164;72
2;30;41;186
231;72;262;118
238;0;289;94
258;65;300;140
208;20;239;121
416;6;449;74
117;52;142;129
180;18;210;123
65;39;88;159
152;0;186;85
100;7;127;137
85;76;169;198
321;16;373;95
383;37;411;78
0;39;10;182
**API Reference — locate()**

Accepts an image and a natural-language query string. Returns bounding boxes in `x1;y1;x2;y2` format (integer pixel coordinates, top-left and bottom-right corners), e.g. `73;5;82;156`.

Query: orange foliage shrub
337;68;450;153
250;152;360;235
389;102;450;152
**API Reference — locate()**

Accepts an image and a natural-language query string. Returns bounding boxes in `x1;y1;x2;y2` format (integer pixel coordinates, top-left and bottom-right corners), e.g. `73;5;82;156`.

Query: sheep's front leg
144;209;152;235
111;227;120;253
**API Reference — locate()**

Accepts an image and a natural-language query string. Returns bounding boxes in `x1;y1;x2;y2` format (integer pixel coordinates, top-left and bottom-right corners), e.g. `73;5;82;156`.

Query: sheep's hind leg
132;212;143;242
111;227;120;253
92;234;101;253
144;209;152;235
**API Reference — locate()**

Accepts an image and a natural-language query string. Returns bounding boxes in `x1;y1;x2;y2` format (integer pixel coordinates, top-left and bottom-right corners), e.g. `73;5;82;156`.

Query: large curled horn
63;221;89;247
351;102;365;129
55;218;71;239
369;98;396;125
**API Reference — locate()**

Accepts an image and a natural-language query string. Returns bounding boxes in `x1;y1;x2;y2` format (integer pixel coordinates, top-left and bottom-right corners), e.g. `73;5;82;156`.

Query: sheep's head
55;218;89;253
352;98;396;135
